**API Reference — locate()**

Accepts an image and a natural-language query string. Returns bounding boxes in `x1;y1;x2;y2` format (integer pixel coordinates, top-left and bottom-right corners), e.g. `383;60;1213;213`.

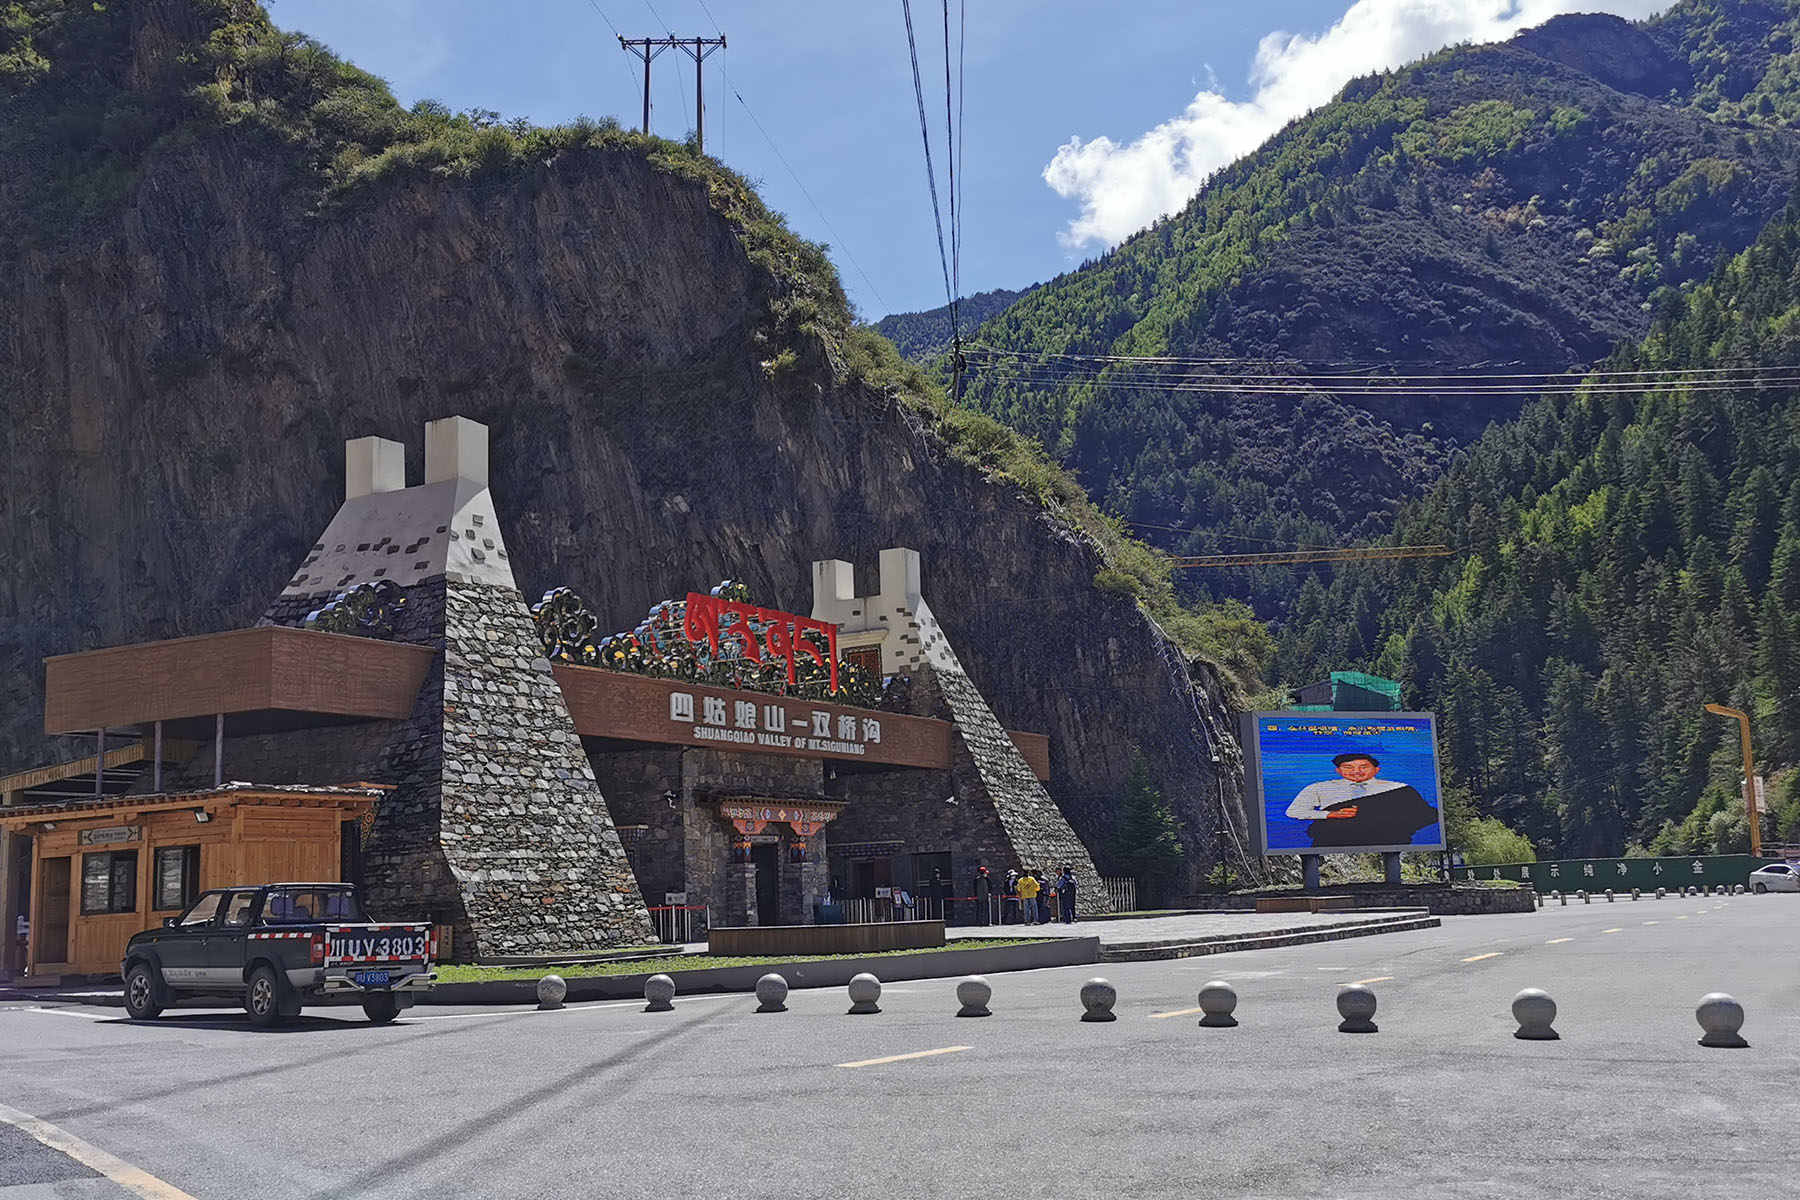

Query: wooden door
38;857;70;966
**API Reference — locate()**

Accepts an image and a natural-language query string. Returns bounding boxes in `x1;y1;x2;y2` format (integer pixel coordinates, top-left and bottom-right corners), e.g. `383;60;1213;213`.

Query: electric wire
901;1;955;322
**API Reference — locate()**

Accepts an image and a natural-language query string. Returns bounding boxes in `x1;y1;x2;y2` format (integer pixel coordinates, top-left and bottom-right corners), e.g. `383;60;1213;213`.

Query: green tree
1108;753;1187;907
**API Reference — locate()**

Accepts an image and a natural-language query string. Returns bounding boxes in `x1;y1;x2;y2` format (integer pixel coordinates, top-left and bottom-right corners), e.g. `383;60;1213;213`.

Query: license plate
354;971;391;988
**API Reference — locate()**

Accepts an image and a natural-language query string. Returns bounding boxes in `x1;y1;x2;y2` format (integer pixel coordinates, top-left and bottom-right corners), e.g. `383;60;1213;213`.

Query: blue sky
269;1;1666;321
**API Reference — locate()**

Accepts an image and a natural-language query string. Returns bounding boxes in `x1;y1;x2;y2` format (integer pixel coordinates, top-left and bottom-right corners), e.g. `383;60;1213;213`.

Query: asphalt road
2;892;1795;1199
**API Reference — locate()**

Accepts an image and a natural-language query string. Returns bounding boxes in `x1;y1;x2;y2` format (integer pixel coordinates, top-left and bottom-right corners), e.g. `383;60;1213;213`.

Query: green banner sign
1455;854;1768;891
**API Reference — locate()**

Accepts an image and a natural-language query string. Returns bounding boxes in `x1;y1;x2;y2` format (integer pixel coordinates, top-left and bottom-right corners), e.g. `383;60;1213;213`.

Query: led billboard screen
1242;712;1446;855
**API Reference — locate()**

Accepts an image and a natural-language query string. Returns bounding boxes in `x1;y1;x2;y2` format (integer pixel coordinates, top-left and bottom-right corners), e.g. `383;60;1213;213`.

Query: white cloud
1044;0;1670;250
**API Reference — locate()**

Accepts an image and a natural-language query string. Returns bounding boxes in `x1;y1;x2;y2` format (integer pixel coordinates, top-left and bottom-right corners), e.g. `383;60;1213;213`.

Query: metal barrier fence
837;893;1062;926
1102;877;1137;913
647;904;708;945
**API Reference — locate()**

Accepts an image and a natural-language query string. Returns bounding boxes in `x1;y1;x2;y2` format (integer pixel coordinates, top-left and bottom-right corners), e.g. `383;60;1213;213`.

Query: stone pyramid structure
262;416;654;957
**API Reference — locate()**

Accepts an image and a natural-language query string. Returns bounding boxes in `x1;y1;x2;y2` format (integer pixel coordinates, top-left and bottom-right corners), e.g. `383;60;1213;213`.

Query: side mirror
162;917;177;928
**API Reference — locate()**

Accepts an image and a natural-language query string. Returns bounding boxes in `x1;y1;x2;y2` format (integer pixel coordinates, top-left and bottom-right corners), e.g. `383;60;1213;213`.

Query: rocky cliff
0;2;1247;892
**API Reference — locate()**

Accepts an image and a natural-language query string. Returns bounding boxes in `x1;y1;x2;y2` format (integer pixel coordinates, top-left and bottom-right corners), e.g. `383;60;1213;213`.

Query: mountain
0;0;1250;893
963;2;1800;618
1278;186;1800;859
872;285;1036;363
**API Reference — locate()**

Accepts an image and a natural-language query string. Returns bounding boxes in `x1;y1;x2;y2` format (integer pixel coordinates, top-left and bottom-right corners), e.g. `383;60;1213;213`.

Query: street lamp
1703;703;1762;858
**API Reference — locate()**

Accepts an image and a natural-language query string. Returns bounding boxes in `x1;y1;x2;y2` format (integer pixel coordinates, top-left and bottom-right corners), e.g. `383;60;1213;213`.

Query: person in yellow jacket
1017;870;1041;924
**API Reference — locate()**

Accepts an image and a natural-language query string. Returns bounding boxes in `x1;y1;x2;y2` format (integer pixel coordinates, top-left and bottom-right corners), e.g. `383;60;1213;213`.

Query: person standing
1017;870;1040;925
1003;869;1020;923
974;865;992;926
1058;866;1077;924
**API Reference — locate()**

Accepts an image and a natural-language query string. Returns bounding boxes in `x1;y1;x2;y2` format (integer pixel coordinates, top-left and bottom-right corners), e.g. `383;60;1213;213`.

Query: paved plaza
2;892;1795;1198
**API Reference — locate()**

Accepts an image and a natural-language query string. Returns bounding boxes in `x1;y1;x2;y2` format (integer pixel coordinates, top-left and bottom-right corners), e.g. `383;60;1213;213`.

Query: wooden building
0;784;382;980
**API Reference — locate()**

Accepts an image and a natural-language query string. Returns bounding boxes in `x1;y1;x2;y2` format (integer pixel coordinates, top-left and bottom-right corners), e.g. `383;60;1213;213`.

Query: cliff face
0;17;1243;890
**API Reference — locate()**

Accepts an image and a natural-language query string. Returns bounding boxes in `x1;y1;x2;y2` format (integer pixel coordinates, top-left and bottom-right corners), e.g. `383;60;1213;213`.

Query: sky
270;0;1670;321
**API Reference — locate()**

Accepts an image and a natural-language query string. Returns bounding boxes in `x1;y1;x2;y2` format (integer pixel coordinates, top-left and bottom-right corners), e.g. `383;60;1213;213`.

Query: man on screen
1285;752;1437;848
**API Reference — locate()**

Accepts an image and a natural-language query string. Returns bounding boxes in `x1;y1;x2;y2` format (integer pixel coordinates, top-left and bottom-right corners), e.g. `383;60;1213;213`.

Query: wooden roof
0;782;388;828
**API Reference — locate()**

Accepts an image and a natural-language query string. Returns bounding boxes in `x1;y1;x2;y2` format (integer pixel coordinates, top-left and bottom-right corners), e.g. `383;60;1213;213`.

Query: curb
422;936;1104;1005
1098;915;1441;962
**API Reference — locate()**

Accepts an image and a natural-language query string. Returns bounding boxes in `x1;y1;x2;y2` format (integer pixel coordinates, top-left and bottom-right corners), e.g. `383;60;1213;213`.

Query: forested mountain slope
1279;189;1800;859
964;2;1800;617
873;285;1035;363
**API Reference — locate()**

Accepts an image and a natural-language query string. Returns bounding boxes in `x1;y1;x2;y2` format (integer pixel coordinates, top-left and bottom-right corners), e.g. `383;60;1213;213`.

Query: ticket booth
0;784;381;982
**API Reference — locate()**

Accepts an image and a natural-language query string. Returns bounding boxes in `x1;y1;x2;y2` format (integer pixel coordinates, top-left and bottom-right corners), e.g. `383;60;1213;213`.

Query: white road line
838;1046;970;1069
14;1006;112;1021
1545;938;1573;944
0;1102;197;1200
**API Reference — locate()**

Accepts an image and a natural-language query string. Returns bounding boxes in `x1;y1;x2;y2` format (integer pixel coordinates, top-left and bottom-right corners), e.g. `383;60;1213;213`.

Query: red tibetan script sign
683;593;839;692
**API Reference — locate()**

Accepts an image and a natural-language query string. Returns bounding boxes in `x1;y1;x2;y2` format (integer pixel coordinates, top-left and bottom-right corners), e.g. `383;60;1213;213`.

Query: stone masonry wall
913;663;1110;915
588;747;686;906
439;579;654;955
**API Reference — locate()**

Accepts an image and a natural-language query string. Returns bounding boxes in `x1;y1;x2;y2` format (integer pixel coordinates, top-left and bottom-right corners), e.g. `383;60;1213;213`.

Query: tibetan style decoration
303;580;407;639
529;580;881;706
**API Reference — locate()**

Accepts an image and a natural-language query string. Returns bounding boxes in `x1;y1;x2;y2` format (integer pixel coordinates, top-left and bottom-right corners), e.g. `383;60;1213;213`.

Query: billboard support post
1383;852;1402;885
1302;854;1320;890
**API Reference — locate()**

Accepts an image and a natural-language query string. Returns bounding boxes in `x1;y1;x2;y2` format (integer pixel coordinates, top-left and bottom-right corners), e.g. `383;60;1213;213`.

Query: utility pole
618;34;726;152
1704;703;1762;857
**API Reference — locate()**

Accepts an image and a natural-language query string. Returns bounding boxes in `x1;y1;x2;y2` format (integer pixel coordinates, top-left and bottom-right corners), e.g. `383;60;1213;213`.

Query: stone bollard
847;973;882;1015
536;974;567;1011
1336;984;1379;1034
956;975;993;1018
1656;887;1665;898
1734;884;1745;895
1696;993;1749;1048
643;974;675;1013
1079;978;1118;1023
1511;988;1559;1040
1605;889;1614;902
1631;888;1640;900
1197;980;1239;1028
754;973;789;1013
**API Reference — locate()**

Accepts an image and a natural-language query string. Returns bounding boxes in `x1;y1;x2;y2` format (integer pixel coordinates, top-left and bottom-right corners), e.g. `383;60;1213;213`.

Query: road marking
1643;921;1659;925
1676;915;1689;920
1544;938;1573;945
1149;1005;1207;1019
1602;928;1623;934
0;1102;197;1200
15;1006;112;1021
1350;976;1393;986
838;1046;971;1069
1462;952;1502;963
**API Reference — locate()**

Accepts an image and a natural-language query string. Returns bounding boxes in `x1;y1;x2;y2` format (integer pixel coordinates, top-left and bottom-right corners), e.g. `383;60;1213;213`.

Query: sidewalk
953;909;1439;962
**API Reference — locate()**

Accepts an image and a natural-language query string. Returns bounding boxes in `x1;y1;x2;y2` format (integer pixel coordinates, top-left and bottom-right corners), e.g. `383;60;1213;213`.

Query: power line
901;1;954;323
721;79;891;315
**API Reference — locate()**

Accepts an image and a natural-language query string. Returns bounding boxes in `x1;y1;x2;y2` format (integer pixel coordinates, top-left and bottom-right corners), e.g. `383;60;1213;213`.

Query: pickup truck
120;882;435;1027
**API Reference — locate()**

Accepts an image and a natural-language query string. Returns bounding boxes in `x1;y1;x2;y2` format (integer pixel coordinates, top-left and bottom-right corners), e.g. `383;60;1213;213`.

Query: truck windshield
262;887;365;924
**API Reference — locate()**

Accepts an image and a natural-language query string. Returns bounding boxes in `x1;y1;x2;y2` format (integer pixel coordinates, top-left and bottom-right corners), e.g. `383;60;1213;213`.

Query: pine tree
1109;753;1187;907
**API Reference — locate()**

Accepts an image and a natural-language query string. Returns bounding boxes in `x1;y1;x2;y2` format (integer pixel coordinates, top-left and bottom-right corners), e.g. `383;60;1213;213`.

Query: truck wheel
245;965;286;1028
123;962;165;1021
361;993;400;1025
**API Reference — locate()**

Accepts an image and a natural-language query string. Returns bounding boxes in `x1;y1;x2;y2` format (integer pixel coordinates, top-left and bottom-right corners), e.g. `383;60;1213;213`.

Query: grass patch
434;938;1050;983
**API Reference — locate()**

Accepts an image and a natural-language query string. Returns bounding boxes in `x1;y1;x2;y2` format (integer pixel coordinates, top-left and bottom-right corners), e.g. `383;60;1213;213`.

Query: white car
1748;863;1800;893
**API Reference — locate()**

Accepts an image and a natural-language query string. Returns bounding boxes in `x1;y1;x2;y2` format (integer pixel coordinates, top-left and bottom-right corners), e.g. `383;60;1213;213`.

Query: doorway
750;843;780;926
38;856;71;966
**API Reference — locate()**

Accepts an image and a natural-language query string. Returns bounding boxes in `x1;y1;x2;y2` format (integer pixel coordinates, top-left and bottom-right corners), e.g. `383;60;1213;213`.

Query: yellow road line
1676;915;1689;920
1149;1005;1207;1019
838;1046;971;1069
1350;976;1393;986
1642;921;1659;925
1544;937;1573;945
1602;927;1623;934
0;1102;197;1200
1462;952;1502;963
